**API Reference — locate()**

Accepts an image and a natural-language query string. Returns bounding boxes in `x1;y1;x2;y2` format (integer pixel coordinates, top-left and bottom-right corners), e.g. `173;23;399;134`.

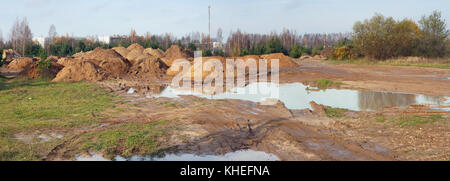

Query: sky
0;0;448;39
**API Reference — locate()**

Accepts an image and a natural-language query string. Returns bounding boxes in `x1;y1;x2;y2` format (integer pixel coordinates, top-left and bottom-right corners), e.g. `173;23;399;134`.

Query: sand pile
57;57;83;67
162;45;193;66
52;60;111;82
265;53;298;68
125;44;146;64
2;49;21;63
180;56;228;80
72;51;85;58
47;56;60;63
83;47;131;76
7;57;35;71
19;61;64;79
143;48;164;58
129;56;168;78
112;47;129;58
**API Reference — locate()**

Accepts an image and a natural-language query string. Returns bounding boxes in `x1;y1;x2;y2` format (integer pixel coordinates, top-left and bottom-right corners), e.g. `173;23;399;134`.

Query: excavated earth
2;46;449;160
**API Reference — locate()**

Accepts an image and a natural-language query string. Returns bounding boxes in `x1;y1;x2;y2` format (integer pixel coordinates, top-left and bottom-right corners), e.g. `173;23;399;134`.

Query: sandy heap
143;48;164;58
125;43;146;64
52;60;111;82
162;45;193;66
7;57;35;71
264;53;298;68
2;49;21;63
129;56;168;78
82;47;131;76
19;61;64;79
112;46;129;58
56;57;83;67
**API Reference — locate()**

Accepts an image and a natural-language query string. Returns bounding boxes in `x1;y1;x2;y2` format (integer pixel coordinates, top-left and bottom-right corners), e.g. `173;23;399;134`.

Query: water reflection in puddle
152;82;449;111
75;150;280;161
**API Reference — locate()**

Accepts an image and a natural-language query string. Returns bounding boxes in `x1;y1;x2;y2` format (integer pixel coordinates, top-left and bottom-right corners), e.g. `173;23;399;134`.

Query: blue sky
0;0;448;39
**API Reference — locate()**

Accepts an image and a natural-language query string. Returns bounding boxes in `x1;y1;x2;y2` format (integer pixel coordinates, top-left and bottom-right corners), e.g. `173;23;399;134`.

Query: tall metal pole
208;5;211;49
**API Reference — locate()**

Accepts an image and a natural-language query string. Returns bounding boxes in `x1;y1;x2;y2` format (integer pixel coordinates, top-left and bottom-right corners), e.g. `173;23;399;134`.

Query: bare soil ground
287;59;450;96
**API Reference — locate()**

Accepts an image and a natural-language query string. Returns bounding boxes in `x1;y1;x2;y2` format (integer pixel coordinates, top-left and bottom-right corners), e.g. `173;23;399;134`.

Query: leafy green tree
187;43;197;51
353;14;398;60
265;37;284;54
289;45;302;58
213;49;225;56
417;11;448;57
202;49;213;56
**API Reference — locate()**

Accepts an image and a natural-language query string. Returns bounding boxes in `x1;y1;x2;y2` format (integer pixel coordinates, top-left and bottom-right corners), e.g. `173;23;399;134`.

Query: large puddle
151;82;449;111
75;150;280;161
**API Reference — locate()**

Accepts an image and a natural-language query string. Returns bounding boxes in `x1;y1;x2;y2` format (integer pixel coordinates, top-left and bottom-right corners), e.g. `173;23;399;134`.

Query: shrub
331;46;355;60
289;45;302;58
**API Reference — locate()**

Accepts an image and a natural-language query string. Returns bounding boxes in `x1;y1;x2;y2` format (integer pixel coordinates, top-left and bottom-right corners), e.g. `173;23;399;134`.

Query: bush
213;49;225;56
37;59;51;75
416;11;448;57
353;11;448;60
312;46;323;56
331;46;355;60
202;49;213;56
187;43;197;51
289;45;302;58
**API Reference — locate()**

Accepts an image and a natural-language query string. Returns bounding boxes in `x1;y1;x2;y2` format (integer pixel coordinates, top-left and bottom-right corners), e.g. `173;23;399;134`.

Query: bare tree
9;17;32;56
48;24;57;43
216;28;223;43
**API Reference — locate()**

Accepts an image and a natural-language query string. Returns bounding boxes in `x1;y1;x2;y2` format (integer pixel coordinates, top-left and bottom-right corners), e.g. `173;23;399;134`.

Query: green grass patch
393;114;445;127
324;107;348;118
315;79;344;90
0;78;116;160
80;121;168;159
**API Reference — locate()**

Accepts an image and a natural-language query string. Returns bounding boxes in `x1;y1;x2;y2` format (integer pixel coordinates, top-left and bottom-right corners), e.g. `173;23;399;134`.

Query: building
32;37;46;47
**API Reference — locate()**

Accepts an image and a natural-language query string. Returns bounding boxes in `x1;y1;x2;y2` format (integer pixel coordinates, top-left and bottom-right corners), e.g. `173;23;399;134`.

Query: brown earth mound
19;61;64;79
143;48;164;58
47;56;60;63
57;57;83;67
112;47;129;58
52;60;111;82
72;51;85;58
162;45;193;66
129;56;168;78
83;47;131;76
7;57;35;71
265;53;298;67
181;56;228;80
127;43;144;52
2;49;21;63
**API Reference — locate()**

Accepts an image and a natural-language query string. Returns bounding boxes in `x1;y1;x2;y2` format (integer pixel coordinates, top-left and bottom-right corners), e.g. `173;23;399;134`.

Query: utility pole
208;5;211;49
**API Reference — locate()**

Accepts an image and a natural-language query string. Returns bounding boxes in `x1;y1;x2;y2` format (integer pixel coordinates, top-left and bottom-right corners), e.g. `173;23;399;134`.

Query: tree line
1;11;448;62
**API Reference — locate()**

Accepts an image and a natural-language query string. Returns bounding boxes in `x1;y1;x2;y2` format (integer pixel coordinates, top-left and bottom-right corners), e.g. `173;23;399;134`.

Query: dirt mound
7;57;35;71
47;56;60;63
2;49;21;63
265;53;298;68
52;60;111;82
180;56;228;80
127;43;145;52
112;47;130;58
72;51;85;58
57;57;83;67
129;56;168;78
162;45;193;66
19;61;64;79
143;48;164;58
83;47;131;76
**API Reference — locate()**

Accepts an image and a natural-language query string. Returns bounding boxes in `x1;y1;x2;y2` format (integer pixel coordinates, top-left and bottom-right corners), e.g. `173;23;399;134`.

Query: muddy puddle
75;150;280;161
151;82;449;111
